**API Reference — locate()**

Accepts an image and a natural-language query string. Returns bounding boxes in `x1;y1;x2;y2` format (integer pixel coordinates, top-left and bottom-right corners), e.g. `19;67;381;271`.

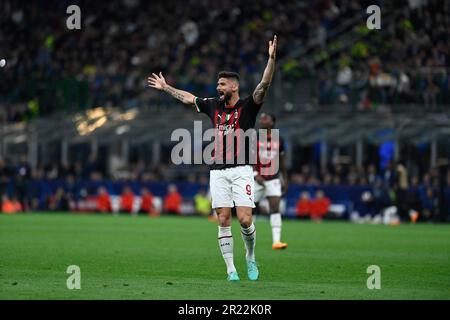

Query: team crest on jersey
218;123;235;135
216;110;240;135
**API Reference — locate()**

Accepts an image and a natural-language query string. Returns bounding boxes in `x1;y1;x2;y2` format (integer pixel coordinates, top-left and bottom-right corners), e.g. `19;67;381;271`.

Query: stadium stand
0;0;448;120
0;0;449;222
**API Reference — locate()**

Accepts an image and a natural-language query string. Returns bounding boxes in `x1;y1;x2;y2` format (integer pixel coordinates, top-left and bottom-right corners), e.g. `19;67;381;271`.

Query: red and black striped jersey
255;133;285;180
194;95;262;170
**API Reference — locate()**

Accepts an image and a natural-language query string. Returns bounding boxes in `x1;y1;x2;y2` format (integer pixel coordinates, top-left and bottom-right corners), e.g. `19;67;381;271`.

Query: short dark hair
218;71;240;82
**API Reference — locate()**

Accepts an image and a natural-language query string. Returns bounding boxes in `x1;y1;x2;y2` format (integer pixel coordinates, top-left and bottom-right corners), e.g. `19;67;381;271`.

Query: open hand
147;72;167;90
268;35;277;59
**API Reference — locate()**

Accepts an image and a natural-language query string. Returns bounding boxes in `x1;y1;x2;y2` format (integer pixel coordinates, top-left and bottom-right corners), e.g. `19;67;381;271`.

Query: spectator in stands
422;71;439;110
372;178;392;214
407;176;421;223
164;184;182;215
360;191;377;218
421;187;438;221
14;154;31;211
446;170;450;187
382;160;396;188
82;153;102;179
0;158;12;209
422;173;433;189
366;163;379;186
48;187;70;211
395;163;409;219
322;172;333;185
1;0;449;121
296;191;312;218
194;188;211;217
97;186;111;213
396;66;412;103
335;53;353;104
333;164;346;184
120;186;135;213
310;190;331;221
140;187;158;216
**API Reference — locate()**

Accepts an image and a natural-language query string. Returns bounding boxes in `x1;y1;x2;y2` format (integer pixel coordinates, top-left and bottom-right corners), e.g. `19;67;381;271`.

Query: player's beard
223;92;232;104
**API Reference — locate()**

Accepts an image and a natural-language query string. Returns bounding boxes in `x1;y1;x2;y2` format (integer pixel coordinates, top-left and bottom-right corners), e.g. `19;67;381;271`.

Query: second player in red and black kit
255;126;285;180
254;112;289;250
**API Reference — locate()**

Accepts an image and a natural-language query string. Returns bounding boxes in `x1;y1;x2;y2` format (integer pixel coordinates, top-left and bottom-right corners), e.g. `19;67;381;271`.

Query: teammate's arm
280;152;288;194
253;166;265;186
253;35;277;105
147;72;195;105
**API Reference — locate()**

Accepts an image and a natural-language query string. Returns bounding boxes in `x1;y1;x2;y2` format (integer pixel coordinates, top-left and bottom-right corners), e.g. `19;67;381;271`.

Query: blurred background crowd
1;153;447;222
0;0;449;222
0;0;448;122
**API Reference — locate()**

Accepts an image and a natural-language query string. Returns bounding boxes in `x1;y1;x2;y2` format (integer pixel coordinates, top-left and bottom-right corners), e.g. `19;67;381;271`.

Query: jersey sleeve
248;95;263;115
194;97;217;119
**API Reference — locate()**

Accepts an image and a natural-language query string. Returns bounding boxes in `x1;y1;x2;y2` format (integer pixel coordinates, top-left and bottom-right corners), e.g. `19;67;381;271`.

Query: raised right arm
147;72;195;105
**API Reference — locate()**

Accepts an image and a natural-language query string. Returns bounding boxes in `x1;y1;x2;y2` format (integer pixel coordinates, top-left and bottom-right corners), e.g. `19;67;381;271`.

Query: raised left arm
253;35;277;105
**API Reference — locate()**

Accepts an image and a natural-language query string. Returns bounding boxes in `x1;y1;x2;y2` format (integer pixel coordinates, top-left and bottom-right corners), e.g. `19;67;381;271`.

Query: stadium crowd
0;0;448;222
316;0;450;109
1;0;448;124
1;154;447;222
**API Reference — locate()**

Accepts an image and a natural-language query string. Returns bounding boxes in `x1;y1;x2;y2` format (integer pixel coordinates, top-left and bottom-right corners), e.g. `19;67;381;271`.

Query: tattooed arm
253;35;277;105
147;72;196;105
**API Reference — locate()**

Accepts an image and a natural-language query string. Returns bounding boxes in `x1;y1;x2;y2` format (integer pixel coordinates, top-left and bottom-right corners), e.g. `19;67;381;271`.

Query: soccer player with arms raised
147;35;277;281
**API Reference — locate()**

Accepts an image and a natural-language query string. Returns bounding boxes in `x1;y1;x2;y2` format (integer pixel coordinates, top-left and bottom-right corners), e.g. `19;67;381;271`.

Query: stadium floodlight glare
76;116;107;136
13;134;27;144
116;125;130;135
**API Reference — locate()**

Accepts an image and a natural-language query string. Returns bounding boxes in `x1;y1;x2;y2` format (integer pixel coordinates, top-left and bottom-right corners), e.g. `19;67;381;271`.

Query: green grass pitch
0;213;449;300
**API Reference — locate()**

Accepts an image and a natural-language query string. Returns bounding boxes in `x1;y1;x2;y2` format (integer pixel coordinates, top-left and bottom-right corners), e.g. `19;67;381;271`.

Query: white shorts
210;165;255;208
254;178;282;203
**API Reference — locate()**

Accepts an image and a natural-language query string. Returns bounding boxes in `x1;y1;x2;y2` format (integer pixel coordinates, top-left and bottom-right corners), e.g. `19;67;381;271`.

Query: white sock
241;223;256;262
218;226;236;274
270;213;282;244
